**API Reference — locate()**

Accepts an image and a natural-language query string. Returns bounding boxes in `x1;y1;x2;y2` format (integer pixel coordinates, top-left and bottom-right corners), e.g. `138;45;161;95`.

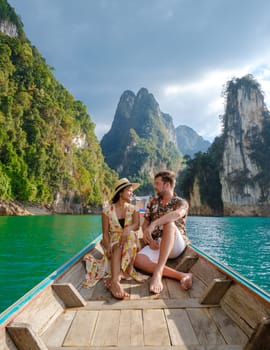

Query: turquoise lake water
0;215;269;313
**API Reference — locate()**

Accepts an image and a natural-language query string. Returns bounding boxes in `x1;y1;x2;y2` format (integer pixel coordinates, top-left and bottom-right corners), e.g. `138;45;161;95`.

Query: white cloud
253;65;270;107
94;122;112;141
8;0;270;142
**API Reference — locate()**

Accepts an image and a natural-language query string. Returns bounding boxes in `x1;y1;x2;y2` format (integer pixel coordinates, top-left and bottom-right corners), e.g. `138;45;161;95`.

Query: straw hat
111;178;140;202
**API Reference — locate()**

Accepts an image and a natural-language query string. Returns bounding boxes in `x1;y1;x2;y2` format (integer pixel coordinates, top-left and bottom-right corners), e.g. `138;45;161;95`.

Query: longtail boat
0;234;269;350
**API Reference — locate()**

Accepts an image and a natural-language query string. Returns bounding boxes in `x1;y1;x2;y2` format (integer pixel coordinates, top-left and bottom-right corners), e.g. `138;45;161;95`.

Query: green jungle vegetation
0;0;117;207
177;136;224;213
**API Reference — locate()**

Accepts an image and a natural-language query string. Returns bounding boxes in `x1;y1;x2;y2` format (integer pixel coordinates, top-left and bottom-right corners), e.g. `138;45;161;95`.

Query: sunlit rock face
0;20;18;37
220;76;270;215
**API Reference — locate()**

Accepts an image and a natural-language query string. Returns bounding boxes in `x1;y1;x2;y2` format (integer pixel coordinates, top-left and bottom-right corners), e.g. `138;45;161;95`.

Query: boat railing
191;243;270;304
0;234;102;327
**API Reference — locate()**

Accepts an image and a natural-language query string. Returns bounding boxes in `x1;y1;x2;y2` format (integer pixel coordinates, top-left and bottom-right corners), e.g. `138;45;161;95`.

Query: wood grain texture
165;309;198;345
143;309;170;346
199;278;232;305
187;308;226;345
7;322;48;350
91;310;121;346
41;311;75;347
209;308;248;345
52;283;86;308
63;310;98;346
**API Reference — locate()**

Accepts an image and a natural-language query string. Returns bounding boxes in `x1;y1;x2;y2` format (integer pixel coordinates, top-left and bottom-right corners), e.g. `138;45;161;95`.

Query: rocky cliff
176;125;211;158
180;75;270;216
101;88;182;193
0;19;18;37
220;75;270;215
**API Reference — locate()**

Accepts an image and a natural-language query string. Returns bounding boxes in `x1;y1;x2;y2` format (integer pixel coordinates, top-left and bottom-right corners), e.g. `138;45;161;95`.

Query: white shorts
137;228;186;263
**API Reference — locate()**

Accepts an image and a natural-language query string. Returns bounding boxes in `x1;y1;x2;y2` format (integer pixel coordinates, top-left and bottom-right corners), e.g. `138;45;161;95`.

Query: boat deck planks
3;243;269;350
164;308;198;346
41;275;249;349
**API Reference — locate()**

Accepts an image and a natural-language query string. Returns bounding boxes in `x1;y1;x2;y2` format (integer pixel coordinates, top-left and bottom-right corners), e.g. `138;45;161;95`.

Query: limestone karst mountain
220;75;270;215
179;75;270;216
101;88;182;193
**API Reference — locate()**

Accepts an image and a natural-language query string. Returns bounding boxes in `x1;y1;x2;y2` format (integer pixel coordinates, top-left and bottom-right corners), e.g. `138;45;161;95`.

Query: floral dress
83;203;148;288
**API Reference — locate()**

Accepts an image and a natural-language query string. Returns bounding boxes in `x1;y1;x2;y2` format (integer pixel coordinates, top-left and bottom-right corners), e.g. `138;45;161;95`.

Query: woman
83;178;148;299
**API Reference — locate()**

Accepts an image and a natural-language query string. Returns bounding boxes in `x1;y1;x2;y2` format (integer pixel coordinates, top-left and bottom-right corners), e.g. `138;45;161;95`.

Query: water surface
0;215;269;313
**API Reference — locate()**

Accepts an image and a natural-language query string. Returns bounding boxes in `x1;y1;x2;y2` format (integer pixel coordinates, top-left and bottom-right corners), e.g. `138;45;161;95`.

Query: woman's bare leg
109;244;129;299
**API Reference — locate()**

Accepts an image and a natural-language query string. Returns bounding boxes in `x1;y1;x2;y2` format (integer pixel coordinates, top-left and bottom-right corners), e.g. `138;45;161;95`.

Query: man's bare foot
180;273;192;290
110;280;130;299
149;272;163;294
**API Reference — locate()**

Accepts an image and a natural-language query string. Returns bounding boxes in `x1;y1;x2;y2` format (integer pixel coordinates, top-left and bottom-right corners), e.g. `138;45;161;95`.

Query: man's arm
142;217;159;249
147;199;189;235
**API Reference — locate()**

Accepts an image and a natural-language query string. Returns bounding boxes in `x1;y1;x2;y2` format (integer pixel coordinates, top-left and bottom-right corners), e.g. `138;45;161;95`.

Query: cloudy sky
8;0;270;141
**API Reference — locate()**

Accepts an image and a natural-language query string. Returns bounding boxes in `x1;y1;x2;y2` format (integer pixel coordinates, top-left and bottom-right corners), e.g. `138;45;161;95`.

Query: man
135;170;192;294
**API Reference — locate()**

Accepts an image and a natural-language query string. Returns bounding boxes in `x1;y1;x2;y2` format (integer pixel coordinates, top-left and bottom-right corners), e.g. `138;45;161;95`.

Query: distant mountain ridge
101;88;182;193
176;125;211;158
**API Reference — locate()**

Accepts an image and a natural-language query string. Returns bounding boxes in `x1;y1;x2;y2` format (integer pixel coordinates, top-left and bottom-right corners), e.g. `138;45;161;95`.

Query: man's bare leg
150;222;175;293
134;224;192;293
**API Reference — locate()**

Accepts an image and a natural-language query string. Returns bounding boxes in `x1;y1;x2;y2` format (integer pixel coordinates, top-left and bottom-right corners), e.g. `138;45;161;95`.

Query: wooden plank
221;299;253;337
130;309;144;346
63;310;98;346
118;309;131;346
52;283;86;307
7;322;48;350
48;345;243;350
0;327;18;350
143;309;170;346
209;308;248;345
190;258;225;286
166;246;197;270
176;255;199;273
129;279;150;299
244;316;270;350
91;310;121;346
160;278;171;299
56;262;85;289
166;278;189;299
75;298;218;310
77;283;95;300
199;278;232;305
187;308;226;345
118;310;143;346
90;279;112;301
220;284;270;336
165;309;198;345
189;276;207;298
41;310;75;347
14;287;64;335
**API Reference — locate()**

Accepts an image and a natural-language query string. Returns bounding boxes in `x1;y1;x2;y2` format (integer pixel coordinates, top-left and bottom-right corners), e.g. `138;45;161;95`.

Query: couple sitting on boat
83;170;192;299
